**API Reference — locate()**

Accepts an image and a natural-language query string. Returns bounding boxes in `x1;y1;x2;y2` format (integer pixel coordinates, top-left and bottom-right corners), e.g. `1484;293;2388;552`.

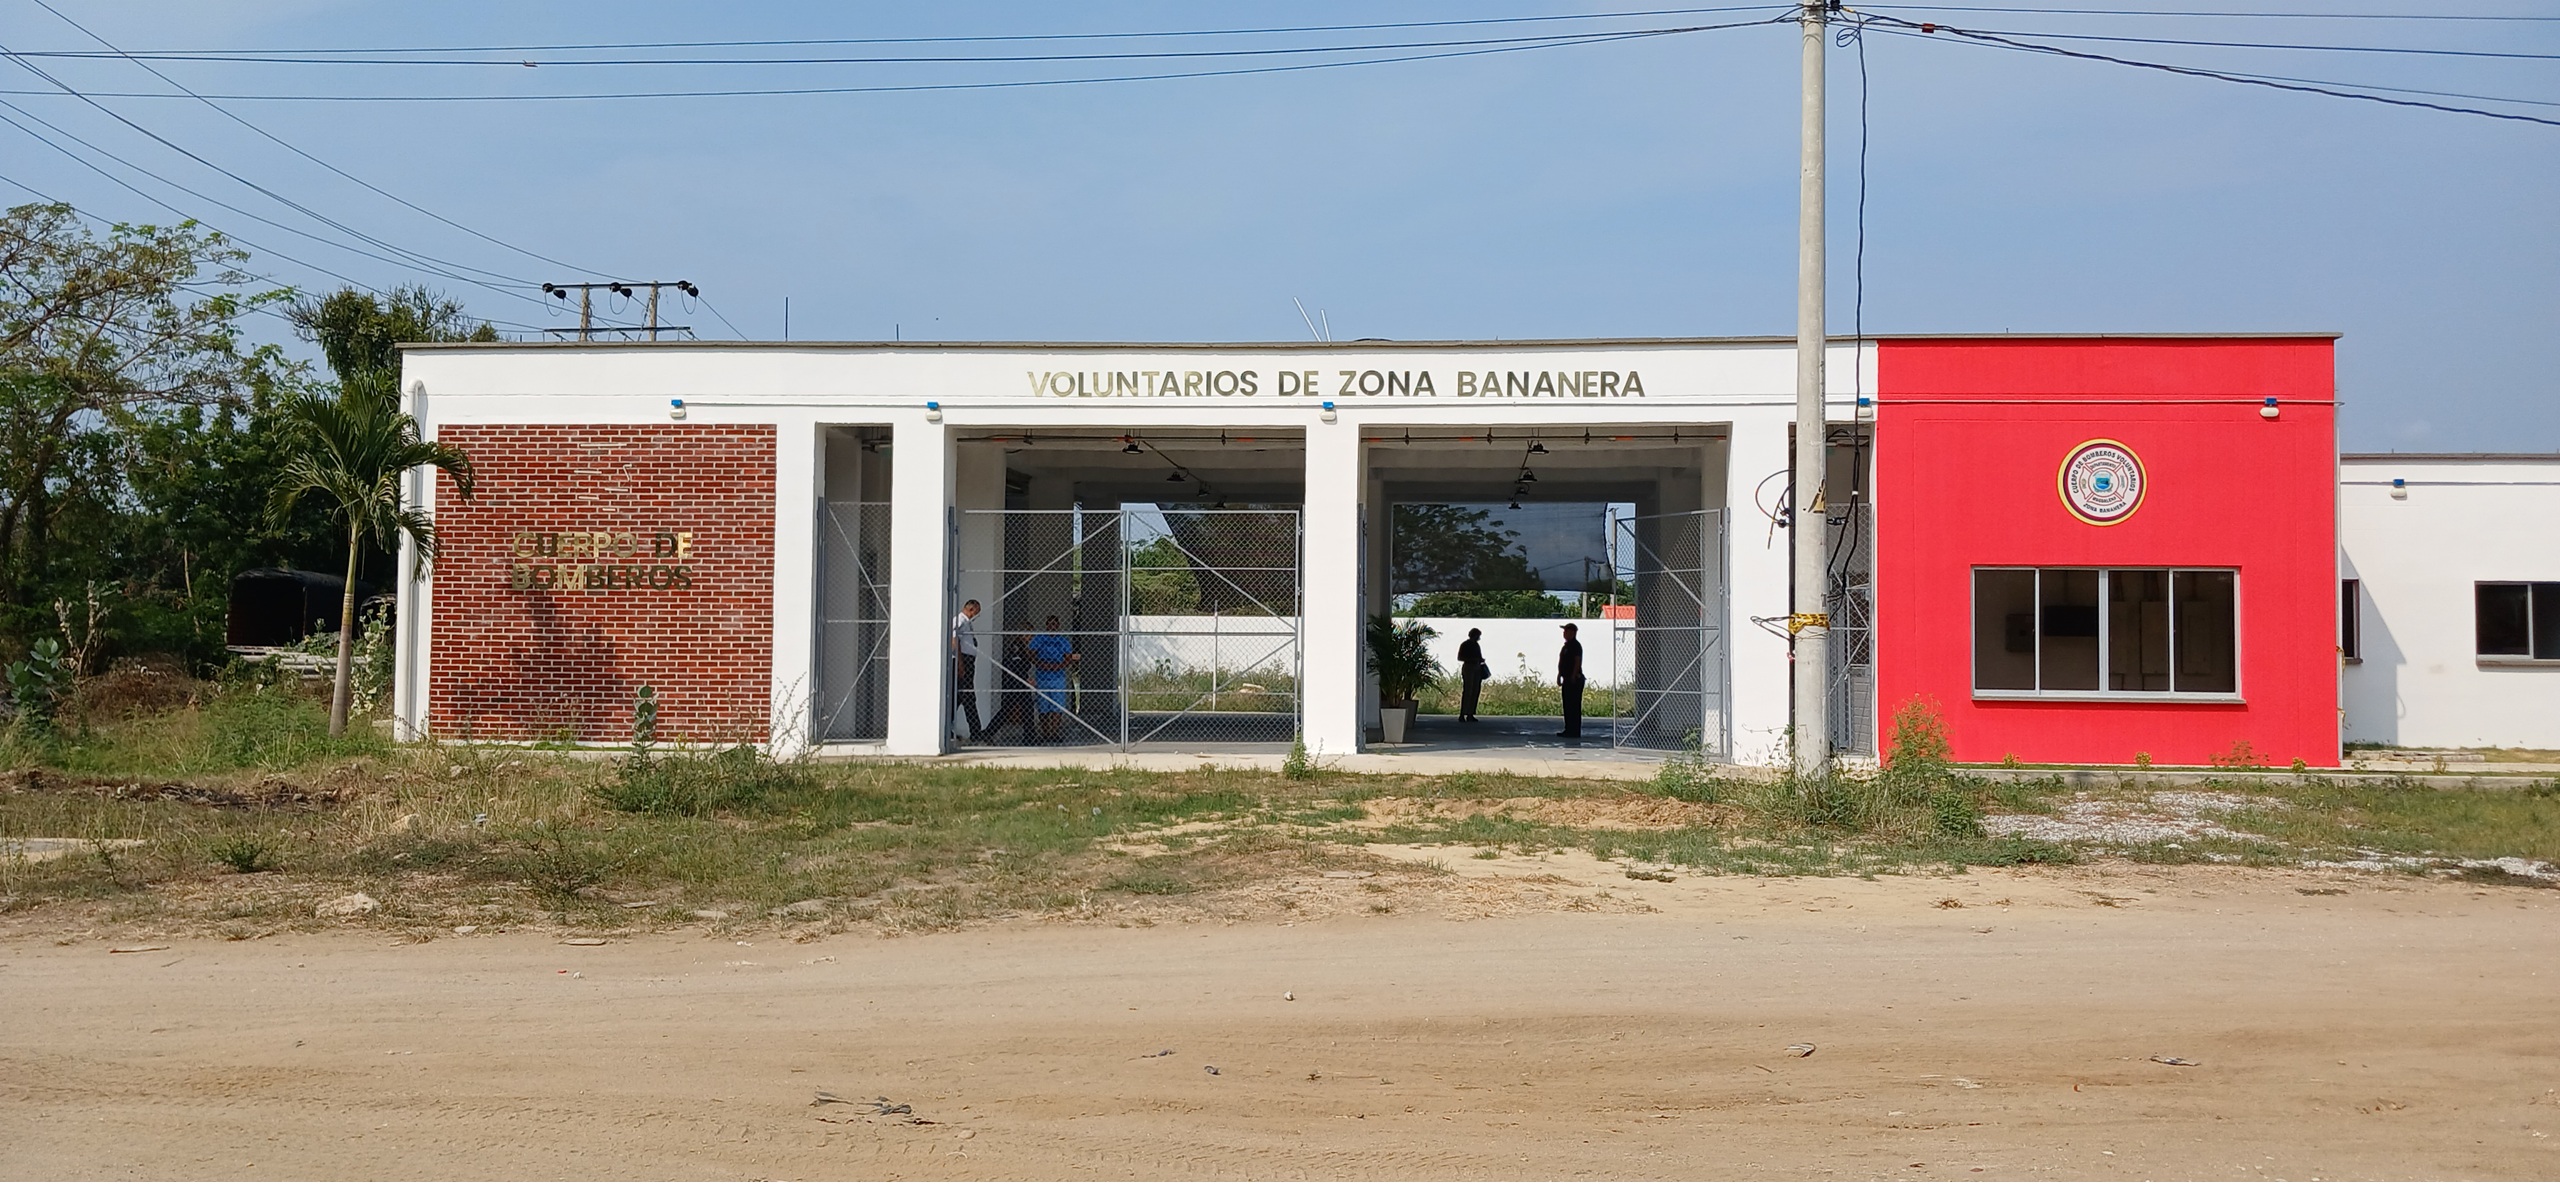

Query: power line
24;0;617;280
1865;15;2560;128
0;18;1788;103
0;7;1791;56
0;24;1795;68
0;95;548;305
0;36;557;308
1858;5;2560;20
693;295;751;341
1890;24;2560;61
0;155;543;334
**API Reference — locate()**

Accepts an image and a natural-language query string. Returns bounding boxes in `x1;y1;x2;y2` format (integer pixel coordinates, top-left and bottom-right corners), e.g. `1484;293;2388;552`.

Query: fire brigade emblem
2059;440;2145;525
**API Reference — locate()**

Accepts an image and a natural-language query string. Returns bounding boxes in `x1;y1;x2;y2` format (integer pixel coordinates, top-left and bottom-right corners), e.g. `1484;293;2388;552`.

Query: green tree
1127;535;1203;615
273;370;473;735
286;284;495;380
1389;504;1540;595
1405;589;1572;618
0;202;299;666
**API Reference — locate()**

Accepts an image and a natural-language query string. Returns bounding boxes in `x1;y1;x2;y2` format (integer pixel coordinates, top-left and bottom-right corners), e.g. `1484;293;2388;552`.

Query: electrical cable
1;8;1792;57
0;18;1792;103
0;37;561;306
1827;15;1871;603
0;105;424;307
0;167;478;334
0;24;1783;67
0;95;547;306
25;0;620;279
1863;15;2560;128
1856;5;2560;21
1876;24;2560;62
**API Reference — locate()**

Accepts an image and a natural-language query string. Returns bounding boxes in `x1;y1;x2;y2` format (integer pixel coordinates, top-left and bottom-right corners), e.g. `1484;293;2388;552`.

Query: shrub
1930;787;1985;838
1282;737;1316;781
594;743;809;816
210;835;280;873
1655;730;1724;802
7;638;72;736
2209;740;2269;770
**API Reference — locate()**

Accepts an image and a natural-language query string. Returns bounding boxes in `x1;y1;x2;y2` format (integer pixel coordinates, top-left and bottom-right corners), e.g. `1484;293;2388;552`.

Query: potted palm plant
1365;614;1442;744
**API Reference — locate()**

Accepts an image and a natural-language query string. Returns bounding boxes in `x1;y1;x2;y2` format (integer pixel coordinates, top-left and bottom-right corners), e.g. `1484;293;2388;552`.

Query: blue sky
3;2;2552;451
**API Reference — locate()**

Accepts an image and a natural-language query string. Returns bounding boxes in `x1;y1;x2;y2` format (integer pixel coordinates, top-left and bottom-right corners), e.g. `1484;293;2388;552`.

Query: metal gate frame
1825;497;1876;757
1610;509;1729;756
816;500;892;742
954;507;1303;750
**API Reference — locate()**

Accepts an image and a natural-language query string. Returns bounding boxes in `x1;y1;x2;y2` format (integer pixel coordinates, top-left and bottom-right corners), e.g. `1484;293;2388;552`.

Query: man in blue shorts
1027;615;1078;743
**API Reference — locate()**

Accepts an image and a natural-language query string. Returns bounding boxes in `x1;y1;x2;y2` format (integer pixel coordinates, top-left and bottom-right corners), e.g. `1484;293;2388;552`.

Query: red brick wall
425;424;776;743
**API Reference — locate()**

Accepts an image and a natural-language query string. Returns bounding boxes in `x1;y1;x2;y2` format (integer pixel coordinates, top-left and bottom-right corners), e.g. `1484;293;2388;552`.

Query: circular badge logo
2058;439;2145;526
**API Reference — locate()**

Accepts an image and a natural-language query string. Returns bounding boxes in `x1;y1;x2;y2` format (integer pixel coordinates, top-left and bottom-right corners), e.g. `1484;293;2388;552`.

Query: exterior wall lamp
2261;396;2281;420
925;400;942;423
669;398;686;421
1320;400;1337;423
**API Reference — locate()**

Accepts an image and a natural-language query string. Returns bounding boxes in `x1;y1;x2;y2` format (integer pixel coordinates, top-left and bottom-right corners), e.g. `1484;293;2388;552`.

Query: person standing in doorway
950;599;986;745
1456;628;1488;723
1556;622;1585;739
1027;614;1079;743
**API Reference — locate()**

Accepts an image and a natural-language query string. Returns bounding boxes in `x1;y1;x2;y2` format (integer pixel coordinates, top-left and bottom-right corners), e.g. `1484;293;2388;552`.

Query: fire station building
393;333;2349;768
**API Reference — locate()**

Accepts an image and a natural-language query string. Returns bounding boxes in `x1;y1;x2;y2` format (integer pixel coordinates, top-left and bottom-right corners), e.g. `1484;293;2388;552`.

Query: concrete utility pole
1791;0;1833;781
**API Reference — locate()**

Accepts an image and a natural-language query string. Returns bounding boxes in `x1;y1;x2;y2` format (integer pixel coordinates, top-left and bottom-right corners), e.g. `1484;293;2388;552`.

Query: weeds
4;681;2551;940
1654;731;1726;803
209;835;280;874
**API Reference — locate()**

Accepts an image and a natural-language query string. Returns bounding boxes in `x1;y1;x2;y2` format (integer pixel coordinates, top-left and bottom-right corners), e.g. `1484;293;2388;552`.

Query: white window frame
2474;580;2560;666
1971;566;2245;702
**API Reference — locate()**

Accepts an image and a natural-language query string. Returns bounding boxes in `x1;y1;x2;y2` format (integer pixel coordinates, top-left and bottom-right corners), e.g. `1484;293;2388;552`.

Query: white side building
2340;453;2560;749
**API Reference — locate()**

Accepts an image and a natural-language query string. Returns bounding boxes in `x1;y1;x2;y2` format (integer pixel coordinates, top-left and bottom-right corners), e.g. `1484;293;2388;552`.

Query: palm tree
272;369;473;736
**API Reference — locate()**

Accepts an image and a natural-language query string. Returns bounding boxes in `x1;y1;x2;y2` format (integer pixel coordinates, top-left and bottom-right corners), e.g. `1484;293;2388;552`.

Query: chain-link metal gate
817;501;892;742
1610;509;1728;755
955;507;1301;749
1825;499;1876;757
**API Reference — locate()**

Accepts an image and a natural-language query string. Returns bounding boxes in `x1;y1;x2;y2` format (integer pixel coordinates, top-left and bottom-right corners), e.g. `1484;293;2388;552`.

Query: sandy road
3;862;2556;1180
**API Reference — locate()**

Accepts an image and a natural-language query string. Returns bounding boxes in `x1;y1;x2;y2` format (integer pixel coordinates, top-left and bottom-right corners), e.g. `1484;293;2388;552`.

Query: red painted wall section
425;424;776;744
1873;338;2338;767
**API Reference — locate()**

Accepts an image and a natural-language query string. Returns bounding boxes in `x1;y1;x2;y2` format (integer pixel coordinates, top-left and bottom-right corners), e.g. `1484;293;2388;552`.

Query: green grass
1414;676;1632;719
2;685;2551;938
2208;779;2560;865
4;685;387;776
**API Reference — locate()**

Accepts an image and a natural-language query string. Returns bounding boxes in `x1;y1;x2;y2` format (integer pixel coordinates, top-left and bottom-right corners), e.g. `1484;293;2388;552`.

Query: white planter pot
1380;704;1413;744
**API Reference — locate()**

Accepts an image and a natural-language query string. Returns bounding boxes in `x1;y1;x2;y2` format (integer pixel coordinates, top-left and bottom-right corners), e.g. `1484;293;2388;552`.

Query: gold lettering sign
508;528;696;591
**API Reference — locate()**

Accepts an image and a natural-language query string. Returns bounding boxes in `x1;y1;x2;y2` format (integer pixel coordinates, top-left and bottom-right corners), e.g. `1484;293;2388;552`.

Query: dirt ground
3;853;2556;1180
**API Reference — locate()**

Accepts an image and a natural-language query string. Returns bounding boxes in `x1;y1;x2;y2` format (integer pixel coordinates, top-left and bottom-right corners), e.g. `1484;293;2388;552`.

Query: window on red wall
1974;567;2238;698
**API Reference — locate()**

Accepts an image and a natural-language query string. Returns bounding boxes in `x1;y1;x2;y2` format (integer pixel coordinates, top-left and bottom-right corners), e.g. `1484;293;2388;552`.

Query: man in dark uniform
1456;627;1487;723
1556;622;1585;738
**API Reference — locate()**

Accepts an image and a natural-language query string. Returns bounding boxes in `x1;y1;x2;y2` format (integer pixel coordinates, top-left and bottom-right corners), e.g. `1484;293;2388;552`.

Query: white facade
2340;454;2560;749
395;338;1875;761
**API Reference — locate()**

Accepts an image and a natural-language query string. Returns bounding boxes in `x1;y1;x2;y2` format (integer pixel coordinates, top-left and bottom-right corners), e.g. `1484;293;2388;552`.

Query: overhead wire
1861;14;2560;128
24;0;619;280
0;17;1796;103
0;24;1795;68
0;7;1793;56
1874;24;2560;61
1856;5;2560;21
0;95;548;304
0;35;565;309
0;165;472;334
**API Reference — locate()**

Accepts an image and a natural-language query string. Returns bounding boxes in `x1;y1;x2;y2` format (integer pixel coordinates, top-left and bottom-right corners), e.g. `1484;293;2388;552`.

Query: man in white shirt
951;599;986;744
